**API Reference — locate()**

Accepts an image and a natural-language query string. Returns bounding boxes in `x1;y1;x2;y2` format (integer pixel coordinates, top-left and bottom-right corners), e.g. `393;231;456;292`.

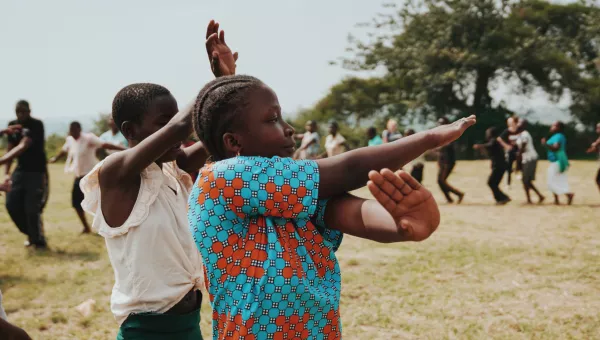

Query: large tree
342;0;600;125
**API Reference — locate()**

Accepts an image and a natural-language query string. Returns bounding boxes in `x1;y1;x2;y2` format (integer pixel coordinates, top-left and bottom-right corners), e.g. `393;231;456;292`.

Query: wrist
423;130;441;149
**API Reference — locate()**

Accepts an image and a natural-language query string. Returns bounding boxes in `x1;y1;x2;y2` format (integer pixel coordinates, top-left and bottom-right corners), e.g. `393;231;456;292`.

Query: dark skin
514;122;545;204
0;318;32;340
541;121;574;205
99;20;233;228
4;104;33;176
221;84;476;242
586;123;600;193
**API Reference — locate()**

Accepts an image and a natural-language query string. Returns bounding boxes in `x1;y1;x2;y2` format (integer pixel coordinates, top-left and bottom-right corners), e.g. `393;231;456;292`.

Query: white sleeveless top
80;157;205;325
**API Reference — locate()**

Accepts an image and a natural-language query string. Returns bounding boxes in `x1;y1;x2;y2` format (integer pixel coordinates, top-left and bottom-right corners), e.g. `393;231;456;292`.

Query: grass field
1;161;599;339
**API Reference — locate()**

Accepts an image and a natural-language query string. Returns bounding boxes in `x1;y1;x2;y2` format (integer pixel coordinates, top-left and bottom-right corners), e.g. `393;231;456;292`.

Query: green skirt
116;308;202;340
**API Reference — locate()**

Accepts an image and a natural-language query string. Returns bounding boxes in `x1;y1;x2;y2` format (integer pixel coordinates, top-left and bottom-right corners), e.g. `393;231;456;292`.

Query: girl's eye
268;117;278;123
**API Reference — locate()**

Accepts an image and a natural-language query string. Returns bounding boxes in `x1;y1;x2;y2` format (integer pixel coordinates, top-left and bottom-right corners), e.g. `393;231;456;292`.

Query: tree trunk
466;69;494;159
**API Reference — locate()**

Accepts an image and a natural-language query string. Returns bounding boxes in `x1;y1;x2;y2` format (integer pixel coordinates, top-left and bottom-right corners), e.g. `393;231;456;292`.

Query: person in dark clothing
4;100;48;249
436;117;465;203
404;128;424;183
474;127;511;205
497;116;520;186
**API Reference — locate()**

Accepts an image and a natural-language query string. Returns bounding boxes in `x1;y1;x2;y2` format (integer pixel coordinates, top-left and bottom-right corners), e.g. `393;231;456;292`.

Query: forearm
177;141;209;173
324;194;409;243
317;131;437;198
102;143;127;151
1;143;27;165
496;137;510;150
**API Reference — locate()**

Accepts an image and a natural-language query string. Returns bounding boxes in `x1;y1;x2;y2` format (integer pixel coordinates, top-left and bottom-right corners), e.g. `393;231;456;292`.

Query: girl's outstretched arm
101;21;236;183
316;116;476;198
323;169;439;243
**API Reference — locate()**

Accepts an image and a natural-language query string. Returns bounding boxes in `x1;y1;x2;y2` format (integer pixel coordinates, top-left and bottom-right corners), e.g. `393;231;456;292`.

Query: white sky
0;0;570;126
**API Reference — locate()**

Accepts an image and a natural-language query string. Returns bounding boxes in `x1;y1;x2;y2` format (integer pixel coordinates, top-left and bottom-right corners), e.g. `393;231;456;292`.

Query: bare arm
101;143;127;151
586;137;600;153
4;142;15;175
176;141;209;174
496;137;512;150
323;170;439;243
48;149;68;163
0;138;31;166
316;116;475;198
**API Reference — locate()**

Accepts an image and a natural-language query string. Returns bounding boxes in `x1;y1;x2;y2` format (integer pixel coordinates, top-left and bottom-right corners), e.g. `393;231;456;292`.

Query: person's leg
72;177;90;233
442;163;464;202
489;166;509;202
523;182;533;204
5;171;29;238
506;153;514;186
410;163;424;183
529;182;544;203
22;172;47;248
437;163;453;203
554;194;560;205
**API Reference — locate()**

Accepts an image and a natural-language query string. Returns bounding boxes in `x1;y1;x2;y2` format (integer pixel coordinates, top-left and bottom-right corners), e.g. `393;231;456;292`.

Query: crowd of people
0;20;598;340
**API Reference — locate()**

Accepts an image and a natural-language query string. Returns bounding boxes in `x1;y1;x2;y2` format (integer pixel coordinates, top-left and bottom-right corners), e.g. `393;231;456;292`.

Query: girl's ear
121;121;136;141
222;132;242;156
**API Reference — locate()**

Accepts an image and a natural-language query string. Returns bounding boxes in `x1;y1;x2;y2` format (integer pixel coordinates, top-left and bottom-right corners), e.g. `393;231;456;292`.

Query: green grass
1;161;600;339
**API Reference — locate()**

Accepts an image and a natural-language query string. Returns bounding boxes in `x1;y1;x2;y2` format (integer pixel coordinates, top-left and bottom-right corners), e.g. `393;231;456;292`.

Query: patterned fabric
188;156;343;340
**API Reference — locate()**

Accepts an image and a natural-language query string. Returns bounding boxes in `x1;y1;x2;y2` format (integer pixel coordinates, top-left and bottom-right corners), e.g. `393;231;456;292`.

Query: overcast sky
1;0;571;127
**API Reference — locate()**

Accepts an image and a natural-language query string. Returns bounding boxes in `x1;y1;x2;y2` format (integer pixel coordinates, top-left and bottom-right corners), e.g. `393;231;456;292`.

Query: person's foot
496;198;511;205
525;200;533;205
567;193;574;205
457;193;465;204
538;196;545;204
81;229;91;234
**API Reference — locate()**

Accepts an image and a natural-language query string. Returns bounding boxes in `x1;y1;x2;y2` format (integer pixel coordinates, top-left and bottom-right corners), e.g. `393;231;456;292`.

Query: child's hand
205;20;238;77
430;115;476;148
367;169;440;241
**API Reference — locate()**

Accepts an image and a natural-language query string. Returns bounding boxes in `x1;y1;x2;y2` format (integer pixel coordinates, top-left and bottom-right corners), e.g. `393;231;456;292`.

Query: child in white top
79;20;237;339
324;121;349;157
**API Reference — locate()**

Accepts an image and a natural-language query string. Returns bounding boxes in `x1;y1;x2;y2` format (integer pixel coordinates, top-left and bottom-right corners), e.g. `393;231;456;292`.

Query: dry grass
1;161;599;339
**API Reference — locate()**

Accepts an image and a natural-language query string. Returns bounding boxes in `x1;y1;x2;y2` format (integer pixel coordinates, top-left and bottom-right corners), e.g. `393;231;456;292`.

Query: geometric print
188;156;343;339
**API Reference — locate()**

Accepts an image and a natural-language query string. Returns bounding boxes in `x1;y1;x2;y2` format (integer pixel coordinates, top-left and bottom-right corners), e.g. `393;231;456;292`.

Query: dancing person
367;127;383;146
382;118;402;143
294;120;320;159
188;73;476;338
497;116;520;186
586;122;600;195
516;119;545;204
99;116;129;154
4;100;48;249
473;127;511;205
79;20;232;339
49;121;126;233
542;121;574;205
404;128;425;183
436;117;465;204
323;121;349;157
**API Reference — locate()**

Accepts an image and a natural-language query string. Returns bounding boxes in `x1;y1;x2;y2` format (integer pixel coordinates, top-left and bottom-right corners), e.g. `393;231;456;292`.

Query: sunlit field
1;161;599;339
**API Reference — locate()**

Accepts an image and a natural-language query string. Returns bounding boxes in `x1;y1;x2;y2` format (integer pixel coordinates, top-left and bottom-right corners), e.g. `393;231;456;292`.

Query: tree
342;0;600;126
92;113;111;136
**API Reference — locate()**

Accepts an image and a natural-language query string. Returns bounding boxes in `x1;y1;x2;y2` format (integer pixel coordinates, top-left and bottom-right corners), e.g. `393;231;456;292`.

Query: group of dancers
0;19;598;340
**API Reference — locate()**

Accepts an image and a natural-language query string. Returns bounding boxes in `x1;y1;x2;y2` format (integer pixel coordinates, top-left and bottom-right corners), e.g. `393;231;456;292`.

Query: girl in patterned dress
187;75;476;339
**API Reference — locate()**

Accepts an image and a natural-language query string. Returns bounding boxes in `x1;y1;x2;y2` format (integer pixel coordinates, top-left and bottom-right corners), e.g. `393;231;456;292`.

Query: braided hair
192;75;263;161
112;83;171;133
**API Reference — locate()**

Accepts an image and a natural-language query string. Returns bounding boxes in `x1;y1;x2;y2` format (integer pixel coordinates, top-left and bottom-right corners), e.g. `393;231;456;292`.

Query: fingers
206;20;215;39
457;115;476;130
381;168;412;196
369;169;406;201
397;170;421;190
220;30;225;43
211;52;220;76
367;179;398;213
233;52;238;61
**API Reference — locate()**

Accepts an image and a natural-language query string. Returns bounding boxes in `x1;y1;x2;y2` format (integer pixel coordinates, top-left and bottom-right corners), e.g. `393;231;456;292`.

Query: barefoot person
473;127;511;205
436;117;465;204
516;119;545;204
586;122;600;195
49;121;125;233
542;121;574;205
4;100;48;249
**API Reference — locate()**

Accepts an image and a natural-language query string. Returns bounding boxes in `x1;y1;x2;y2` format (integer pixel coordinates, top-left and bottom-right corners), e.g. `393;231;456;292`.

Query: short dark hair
112;83;171;133
16;100;30;111
555;121;565;132
70;121;81;129
329;121;339;129
404;128;416;136
367;127;377;135
438;116;450;124
192;75;263;161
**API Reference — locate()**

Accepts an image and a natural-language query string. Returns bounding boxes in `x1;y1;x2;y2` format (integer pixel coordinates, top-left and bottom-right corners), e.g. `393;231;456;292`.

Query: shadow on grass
27;248;101;262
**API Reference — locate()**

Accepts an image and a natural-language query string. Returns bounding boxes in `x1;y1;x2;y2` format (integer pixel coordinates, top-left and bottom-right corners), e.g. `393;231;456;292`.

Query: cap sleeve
79;158;164;238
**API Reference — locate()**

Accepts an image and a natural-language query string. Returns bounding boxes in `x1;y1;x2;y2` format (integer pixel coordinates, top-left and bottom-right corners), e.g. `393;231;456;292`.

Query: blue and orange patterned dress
188;156;343;340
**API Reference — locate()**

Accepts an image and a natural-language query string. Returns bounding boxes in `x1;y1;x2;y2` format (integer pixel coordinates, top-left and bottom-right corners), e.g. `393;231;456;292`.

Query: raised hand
430;115;476;148
367;169;440;241
205;20;238;77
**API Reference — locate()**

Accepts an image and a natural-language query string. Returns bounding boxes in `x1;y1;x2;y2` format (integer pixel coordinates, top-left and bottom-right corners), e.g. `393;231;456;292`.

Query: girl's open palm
367;169;440;241
205;20;238;77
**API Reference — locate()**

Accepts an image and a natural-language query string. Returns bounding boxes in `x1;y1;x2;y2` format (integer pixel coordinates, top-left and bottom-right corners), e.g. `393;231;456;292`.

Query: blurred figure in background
473;127;511;205
323;121;349;157
382;118;402;143
585;122;600;195
516;119;545;204
367;127;383;146
497;116;520;186
404;128;424;183
542;121;574;205
99;116;129;154
436;117;465;204
295;120;320;159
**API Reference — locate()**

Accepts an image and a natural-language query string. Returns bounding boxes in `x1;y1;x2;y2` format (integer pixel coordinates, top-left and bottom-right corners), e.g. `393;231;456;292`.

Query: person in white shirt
516;119;545;204
295;120;321;159
49;121;125;233
323;121;349;157
99;117;129;155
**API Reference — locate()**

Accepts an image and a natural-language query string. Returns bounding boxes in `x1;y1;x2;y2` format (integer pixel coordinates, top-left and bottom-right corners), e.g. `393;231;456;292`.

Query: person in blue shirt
541;121;574;205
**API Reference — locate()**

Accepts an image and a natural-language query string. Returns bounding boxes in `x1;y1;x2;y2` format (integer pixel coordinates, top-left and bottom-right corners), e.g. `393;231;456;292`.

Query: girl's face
550;122;559;133
123;94;183;163
232;84;296;158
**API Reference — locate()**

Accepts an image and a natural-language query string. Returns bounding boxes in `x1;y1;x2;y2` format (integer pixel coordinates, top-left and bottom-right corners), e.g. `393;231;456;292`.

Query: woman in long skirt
542;121;574;205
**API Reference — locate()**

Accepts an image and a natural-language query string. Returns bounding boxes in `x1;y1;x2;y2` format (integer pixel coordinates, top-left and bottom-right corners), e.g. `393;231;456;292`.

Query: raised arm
0;137;32;166
100;20;236;182
48;149;68;163
586;137;600;154
316;116;475;198
176;141;209;174
323;169;439;243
